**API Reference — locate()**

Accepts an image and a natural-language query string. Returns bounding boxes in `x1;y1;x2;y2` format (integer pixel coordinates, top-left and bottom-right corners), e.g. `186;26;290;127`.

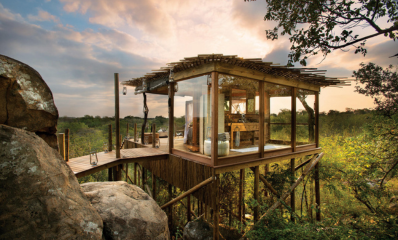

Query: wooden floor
67;148;168;178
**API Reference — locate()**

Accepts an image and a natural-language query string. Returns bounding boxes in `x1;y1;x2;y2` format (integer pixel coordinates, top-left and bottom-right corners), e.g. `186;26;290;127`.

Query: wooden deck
67;148;168;178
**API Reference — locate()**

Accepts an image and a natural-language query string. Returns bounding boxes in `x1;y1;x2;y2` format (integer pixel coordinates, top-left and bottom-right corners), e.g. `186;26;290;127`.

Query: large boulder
0;125;103;239
183;216;242;240
0;55;58;149
81;181;170;240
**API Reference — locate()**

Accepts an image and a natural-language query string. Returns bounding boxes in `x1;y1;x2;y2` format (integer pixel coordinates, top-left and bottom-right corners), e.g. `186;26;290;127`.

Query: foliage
256;0;398;66
354;63;398;117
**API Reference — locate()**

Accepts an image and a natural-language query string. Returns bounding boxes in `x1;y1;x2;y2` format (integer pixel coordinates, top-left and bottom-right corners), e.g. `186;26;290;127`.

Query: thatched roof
122;54;350;89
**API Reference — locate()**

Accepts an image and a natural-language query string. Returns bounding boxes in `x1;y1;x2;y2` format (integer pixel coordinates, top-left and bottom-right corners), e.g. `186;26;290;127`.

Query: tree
252;0;398;66
353;62;398;117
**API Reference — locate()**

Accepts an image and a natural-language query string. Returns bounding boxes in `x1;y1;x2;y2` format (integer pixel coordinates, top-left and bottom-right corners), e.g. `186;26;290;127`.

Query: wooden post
292;87;297;151
115;73;120;159
134;123;137;143
168;82;175;153
152;123;156;148
57;133;65;160
264;164;269;196
142;167;146;189
187;194;191;222
125;163;128;182
168;183;173;229
213;174;220;240
134;163;137;184
254;166;259;222
259;81;265;158
291;158;296;221
152;171;156;201
239;169;244;226
211;72;219;166
315;91;321;221
64;129;69;161
205;204;208;221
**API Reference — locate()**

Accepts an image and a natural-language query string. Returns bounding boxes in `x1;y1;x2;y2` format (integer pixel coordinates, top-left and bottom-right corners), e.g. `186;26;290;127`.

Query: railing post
57;133;65;160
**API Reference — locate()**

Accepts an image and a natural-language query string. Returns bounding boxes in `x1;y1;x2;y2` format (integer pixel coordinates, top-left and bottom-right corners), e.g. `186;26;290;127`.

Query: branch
380;159;398;188
324;24;398;49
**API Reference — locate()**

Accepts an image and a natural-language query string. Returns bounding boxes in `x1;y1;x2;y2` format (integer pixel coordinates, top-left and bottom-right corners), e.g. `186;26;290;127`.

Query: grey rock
183;216;242;240
0;124;103;239
81;181;170;240
0;55;58;149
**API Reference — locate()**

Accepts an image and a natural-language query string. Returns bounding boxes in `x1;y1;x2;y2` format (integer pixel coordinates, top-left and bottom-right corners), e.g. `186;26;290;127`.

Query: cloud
0;7;161;117
27;9;60;23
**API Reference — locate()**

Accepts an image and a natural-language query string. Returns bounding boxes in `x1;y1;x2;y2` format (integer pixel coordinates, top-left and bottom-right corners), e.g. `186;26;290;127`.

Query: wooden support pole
213;174;220;240
187;194;191;222
250;167;279;197
264;164;269;196
292;87;297;151
115;73;120;159
152;171;156;201
254;166;259;222
238;169;244;226
125;163;128;182
259;81;265;158
134;163;137;184
315;92;319;148
142;167;146;189
168;82;175;153
152;123;156;148
134;123;137;142
64;129;69;161
108;167;113;181
161;177;214;209
168;183;173;228
57;133;65;160
315;163;321;221
291;158;296;221
211;72;219;166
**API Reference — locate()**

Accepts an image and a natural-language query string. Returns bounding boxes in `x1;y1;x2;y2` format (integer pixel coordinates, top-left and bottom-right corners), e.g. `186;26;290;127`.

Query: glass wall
296;89;316;145
218;74;259;157
265;82;292;150
173;75;211;156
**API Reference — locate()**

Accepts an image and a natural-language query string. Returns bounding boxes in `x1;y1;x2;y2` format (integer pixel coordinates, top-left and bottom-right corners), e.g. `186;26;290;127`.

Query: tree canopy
252;0;398;66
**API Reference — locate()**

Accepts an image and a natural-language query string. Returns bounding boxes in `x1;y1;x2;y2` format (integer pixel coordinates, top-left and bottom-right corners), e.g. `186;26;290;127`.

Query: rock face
0;125;103;239
183;217;242;240
81;181;170;240
0;55;58;149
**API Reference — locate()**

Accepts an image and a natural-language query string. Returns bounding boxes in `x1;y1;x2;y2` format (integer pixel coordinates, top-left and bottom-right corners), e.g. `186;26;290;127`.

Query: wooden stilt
152;171;156;201
205;204;208;221
315;163;321;221
108;168;113;181
213;174;220;240
264;164;269;196
142;167;146;189
187;194;191;222
239;169;244;226
64;129;69;161
125;163;128;182
115;73;120;159
134;163;137;184
168;82;174;153
168;183;173;230
254;166;259;222
291;158;296;221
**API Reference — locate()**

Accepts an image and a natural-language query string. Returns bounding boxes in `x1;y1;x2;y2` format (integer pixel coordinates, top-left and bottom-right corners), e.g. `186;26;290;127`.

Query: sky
0;0;397;118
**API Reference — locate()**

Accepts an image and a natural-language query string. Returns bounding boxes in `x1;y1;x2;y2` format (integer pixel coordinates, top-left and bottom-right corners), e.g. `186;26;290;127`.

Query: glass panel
265;82;292;151
296;89;316;145
219;74;259;157
173;75;211;156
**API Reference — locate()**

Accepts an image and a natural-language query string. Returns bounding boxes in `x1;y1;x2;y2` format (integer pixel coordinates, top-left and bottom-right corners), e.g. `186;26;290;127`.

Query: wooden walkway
67;148;168;178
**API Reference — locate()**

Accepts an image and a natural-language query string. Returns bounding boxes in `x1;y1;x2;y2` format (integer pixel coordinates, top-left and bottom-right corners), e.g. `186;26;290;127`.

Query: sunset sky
0;0;397;118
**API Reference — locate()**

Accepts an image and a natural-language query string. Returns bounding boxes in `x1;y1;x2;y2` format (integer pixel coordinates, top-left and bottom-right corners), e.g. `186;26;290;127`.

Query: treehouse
123;54;346;168
65;54;348;240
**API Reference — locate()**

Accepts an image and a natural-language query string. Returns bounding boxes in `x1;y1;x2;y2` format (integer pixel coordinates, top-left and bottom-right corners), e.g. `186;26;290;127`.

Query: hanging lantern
207;74;212;85
234;126;240;147
90;151;98;166
123;86;127;95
